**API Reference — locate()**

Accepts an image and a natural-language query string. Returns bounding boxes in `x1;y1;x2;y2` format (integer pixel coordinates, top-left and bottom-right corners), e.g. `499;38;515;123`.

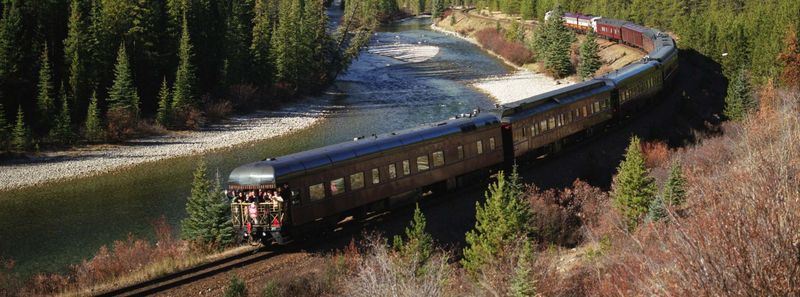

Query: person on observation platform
248;202;259;224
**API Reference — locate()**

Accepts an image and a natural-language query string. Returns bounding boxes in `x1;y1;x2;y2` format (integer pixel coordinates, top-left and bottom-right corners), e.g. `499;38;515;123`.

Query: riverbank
432;9;644;104
0;100;328;192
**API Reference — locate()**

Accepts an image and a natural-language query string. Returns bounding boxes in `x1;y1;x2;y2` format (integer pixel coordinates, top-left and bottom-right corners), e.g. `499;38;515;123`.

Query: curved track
95;248;277;297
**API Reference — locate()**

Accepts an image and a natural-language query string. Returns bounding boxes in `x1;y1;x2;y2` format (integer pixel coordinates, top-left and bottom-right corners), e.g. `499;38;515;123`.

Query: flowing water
0;17;511;276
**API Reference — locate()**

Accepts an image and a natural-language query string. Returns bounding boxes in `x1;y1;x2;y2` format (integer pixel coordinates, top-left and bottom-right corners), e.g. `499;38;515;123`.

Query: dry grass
474;28;534;66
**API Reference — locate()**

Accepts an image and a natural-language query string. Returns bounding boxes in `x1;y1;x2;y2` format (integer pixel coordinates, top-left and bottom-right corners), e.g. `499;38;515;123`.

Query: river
0;17;512;277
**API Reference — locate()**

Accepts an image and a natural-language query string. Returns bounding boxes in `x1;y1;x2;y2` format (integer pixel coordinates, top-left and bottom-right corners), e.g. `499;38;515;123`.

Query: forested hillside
0;0;377;149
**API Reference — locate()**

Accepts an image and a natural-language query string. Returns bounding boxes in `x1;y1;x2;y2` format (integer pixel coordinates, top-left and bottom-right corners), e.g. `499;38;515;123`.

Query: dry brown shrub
228;84;259;108
641;140;670;169
474;28;534;66
204;100;233;122
597;90;800;296
171;107;206;130
105;109;137;142
527;180;609;247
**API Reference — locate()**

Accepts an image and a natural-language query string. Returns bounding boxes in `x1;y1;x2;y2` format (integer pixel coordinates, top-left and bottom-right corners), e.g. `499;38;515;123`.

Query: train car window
540;120;548;132
432;151;445;167
403;160;411;175
489;138;496;151
330;178;345;195
417;155;430;171
600;99;607;111
388;164;397;179
594;102;600;113
457;145;464;160
350;172;365;190
548;117;556;129
309;183;325;201
582;106;588;117
476;140;484;154
372;168;380;184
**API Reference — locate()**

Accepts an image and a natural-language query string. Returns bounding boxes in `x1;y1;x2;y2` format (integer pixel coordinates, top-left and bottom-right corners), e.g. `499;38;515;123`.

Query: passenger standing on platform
249;202;259;224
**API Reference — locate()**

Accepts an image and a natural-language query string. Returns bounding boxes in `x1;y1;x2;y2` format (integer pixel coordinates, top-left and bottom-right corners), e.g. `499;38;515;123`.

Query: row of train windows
599;27;620;34
514;99;610;139
307;138;496;201
620;74;661;102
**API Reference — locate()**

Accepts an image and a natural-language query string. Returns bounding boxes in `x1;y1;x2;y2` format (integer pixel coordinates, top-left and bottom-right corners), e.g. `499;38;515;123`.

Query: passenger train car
227;12;679;244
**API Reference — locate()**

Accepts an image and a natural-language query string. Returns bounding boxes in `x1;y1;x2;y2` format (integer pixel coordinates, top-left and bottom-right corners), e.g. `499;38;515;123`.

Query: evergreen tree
182;160;234;248
662;161;687;207
107;44;140;117
250;0;275;86
647;195;668;222
578;29;601;80
520;0;535;20
0;0;23;83
463;171;530;274
531;6;574;78
432;0;445;19
12;105;27;151
36;45;55;129
51;84;75;144
84;91;103;142
0;103;8;148
301;0;330;88
723;68;755;121
156;78;171;126
224;0;253;86
510;241;536;297
64;0;88;104
172;14;197;109
392;204;434;273
87;0;112;91
272;0;302;88
612;136;657;231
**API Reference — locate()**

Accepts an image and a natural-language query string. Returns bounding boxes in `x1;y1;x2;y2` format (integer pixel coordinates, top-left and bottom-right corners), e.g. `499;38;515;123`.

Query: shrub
474;28;534;66
224;276;247;297
527;180;608;247
171;106;205;130
641;140;669;168
105;109;136;142
204;100;233;123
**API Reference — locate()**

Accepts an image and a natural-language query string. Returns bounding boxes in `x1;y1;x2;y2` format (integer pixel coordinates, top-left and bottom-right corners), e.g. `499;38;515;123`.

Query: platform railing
231;202;283;228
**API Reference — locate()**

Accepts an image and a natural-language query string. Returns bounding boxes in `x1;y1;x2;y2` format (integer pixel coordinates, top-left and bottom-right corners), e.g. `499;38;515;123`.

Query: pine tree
723;68;755;121
12;105;27;151
0;103;8;148
156;78;171;126
532;6;574;78
271;0;302;88
432;0;445;19
51;84;75;144
0;0;23;83
392;204;434;272
64;0;87;103
662;161;687;207
84;91;103;142
578;29;601;80
107;44;140;117
182;160;234;248
36;45;55;129
520;0;535;20
224;0;253;86
463;171;531;274
612;136;657;231
510;241;536;297
172;14;197;109
647;195;668;222
250;0;275;86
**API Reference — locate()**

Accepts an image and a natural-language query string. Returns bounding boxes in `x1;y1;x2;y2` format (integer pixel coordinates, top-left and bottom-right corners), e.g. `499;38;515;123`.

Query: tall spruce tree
520;0;535;20
84;91;103;142
578;29;601;80
172;14;197;109
301;0;330;88
156;78;171;126
51;84;75;144
392;204;434;272
250;0;275;86
182;160;234;248
12;105;27;151
271;0;302;88
662;161;687;207
0;0;23;84
107;44;140;117
36;45;55;129
532;6;574;78
647;195;668;222
64;0;88;104
463;171;530;275
723;68;755;121
0;103;8;148
224;0;253;86
510;241;536;297
612;136;657;230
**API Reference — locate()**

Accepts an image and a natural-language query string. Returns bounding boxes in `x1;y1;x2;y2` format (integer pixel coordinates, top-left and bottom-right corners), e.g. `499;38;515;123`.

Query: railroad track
95;247;278;297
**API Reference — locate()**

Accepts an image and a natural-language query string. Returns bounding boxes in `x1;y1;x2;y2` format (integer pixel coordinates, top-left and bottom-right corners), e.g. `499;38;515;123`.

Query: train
226;12;678;244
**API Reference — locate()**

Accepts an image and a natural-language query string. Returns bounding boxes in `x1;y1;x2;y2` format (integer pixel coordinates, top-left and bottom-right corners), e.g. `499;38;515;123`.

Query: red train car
621;23;655;52
595;18;627;41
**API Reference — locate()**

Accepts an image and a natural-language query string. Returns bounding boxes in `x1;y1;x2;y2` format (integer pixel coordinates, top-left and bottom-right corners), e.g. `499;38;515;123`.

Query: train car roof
595;18;629;27
597;62;658;85
502;80;614;122
500;80;610;118
648;45;677;62
228;113;501;187
622;23;650;33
